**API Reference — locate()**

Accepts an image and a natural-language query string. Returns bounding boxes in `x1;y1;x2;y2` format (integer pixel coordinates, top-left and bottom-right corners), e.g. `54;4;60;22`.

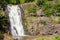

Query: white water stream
7;5;25;38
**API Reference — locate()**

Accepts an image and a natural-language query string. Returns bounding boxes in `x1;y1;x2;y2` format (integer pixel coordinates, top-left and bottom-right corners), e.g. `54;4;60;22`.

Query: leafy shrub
35;0;46;7
0;11;9;32
0;0;7;5
42;1;56;16
0;12;7;40
44;8;56;16
41;0;60;16
25;0;34;3
26;5;37;13
42;1;53;9
55;2;60;10
35;0;60;16
19;0;25;4
45;9;52;16
54;1;60;16
9;0;17;4
0;0;19;4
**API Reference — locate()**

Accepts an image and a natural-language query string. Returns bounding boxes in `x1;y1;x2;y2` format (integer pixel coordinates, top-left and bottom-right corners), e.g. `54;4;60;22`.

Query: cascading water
7;5;25;38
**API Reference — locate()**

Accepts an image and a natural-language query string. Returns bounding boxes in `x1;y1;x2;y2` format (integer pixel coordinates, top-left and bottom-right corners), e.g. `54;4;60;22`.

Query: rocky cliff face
21;3;60;36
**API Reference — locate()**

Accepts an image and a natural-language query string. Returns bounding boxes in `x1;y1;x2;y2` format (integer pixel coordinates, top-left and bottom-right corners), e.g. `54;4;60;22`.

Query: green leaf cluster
26;5;37;13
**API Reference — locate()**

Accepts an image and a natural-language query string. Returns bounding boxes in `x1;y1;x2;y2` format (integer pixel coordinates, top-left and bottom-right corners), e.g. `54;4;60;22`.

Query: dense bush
0;8;10;39
35;0;60;16
26;5;37;13
19;0;25;4
26;5;37;17
0;13;8;31
35;0;46;7
0;0;35;5
9;0;17;4
54;1;60;16
41;1;55;16
0;9;9;32
25;0;34;3
45;9;52;16
0;10;8;39
0;0;7;5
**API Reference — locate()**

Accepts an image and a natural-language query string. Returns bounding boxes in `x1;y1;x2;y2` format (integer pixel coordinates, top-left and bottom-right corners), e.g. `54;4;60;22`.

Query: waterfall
7;5;25;38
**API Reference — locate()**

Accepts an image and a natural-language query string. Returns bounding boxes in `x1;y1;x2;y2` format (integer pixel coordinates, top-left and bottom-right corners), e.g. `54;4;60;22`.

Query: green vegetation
35;0;46;7
53;36;60;40
26;5;37;13
54;1;60;16
19;0;25;4
26;5;37;17
0;0;35;5
9;0;17;4
0;9;9;39
43;1;54;16
36;36;60;40
0;13;8;31
25;0;34;3
35;0;60;16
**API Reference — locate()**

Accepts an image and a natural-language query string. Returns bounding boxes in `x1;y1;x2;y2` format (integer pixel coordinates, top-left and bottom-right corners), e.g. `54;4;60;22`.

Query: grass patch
26;5;37;13
36;36;60;40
